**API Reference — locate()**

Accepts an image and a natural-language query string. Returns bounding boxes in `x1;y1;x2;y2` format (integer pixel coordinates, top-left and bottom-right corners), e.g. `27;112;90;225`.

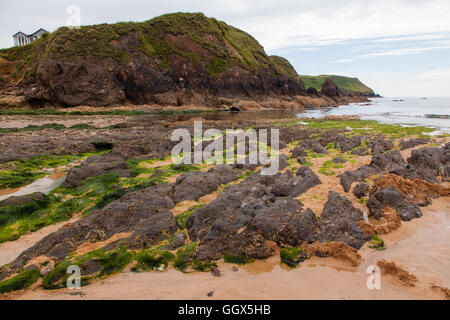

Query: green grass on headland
300;75;374;95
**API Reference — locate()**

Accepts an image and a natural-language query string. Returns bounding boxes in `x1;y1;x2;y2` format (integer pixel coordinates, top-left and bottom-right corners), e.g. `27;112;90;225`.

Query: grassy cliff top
301;75;374;95
1;12;294;78
269;55;298;77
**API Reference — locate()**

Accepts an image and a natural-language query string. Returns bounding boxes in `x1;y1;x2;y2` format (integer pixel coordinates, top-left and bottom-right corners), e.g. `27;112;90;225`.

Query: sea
299;97;450;134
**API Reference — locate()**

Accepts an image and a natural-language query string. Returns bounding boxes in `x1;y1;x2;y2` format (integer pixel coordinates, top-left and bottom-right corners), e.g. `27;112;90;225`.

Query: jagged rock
368;137;394;154
173;172;220;203
316;191;371;249
339;165;376;192
351;148;369;156
1;192;47;206
297;156;307;164
63;153;132;188
353;182;369;199
271;168;321;197
278;140;288;150
291;145;307;158
312;143;328;154
80;259;103;276
370;150;405;171
184;172;320;260
278;154;290;170
332;157;346;164
367;186;422;221
321;78;339;97
335;135;362;152
339;150;405;192
160;233;186;250
306;87;318;95
207;165;242;185
399;138;429;150
8;184;177;273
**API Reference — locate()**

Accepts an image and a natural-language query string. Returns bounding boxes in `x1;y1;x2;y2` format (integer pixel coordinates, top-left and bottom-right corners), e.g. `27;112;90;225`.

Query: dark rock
1;192;47;206
316;191;371;249
399;138;429;150
80;259;103;276
321;78;339;97
297;156;307;164
278;154;290;170
278;140;288;150
11;184;177;268
335;135;362;152
160;233;186;250
351;148;369;156
339;165;376;192
353;182;369;199
63;153;132;188
397;204;423;221
367;186;422;221
291;145;307;158
368;137;394;154
332;157;346;164
339;150;405;193
207;165;242;185
173;172;220;203
47;242;72;260
306;87;318;95
312;143;328;154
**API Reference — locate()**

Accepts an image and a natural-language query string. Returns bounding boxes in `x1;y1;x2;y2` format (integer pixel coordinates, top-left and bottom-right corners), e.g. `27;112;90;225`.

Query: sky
1;0;449;97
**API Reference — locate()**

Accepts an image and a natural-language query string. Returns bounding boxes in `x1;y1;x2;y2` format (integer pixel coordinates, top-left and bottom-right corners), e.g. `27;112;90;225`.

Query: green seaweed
280;247;304;268
0;269;41;293
223;252;253;265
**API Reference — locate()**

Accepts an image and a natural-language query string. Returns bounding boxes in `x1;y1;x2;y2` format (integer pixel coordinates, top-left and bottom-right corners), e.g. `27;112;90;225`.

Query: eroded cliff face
23;55;305;107
0;12;370;109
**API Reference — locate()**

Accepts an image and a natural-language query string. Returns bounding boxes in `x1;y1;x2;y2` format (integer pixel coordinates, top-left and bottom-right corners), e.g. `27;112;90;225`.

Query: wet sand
0;215;81;267
0;115;132;129
16;197;449;300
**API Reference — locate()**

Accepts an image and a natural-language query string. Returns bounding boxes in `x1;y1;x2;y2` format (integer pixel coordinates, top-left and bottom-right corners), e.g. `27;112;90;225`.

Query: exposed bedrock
316;191;370;249
63;153;133;188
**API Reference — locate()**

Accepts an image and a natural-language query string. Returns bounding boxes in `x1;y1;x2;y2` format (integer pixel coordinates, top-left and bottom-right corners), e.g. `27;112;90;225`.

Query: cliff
301;75;377;97
0;12;372;109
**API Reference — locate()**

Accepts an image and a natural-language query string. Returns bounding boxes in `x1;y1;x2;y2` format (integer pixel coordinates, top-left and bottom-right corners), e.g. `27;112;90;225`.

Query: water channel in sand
0;171;66;202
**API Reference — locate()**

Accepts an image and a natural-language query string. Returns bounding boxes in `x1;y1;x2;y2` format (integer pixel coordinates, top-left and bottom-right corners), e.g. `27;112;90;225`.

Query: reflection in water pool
142;97;450;133
0;171;66;201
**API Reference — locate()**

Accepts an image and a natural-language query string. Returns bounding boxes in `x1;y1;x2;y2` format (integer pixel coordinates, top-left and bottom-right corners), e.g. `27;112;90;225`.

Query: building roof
13;28;49;38
12;31;27;37
29;28;49;36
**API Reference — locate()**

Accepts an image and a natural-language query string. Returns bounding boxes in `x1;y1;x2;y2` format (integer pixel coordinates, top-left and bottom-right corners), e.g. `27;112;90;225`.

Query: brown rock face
24;57;305;107
15;13;306;107
321;77;339;97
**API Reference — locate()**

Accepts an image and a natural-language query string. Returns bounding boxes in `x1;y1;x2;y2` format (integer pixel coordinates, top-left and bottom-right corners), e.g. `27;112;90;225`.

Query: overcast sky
1;0;450;96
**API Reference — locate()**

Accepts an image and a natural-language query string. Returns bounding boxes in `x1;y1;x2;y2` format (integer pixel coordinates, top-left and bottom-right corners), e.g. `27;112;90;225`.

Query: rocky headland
0;13;375;110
